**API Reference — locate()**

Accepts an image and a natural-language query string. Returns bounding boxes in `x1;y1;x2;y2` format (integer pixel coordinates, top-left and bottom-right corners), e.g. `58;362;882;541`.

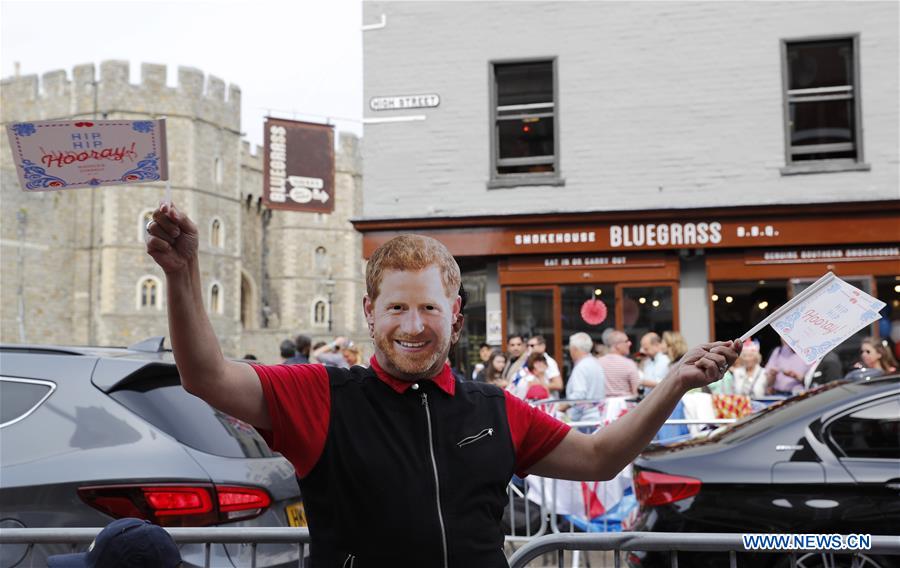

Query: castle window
209;282;223;315
313;299;328;327
315;246;329;273
136;276;163;310
138;209;155;242
210;218;224;249
214;157;223;186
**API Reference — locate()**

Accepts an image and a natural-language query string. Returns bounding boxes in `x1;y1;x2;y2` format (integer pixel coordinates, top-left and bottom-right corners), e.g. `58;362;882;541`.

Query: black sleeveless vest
298;365;515;567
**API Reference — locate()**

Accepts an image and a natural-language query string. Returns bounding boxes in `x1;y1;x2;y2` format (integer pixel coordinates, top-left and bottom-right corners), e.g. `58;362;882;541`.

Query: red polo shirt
253;357;570;478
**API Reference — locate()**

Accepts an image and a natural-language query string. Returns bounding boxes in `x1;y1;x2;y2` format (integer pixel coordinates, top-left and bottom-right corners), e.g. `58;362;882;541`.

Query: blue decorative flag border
6;119;168;192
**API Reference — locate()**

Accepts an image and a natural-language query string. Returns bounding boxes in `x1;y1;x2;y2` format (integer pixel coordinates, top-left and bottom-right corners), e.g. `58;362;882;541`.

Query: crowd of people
265;334;365;369
472;329;897;411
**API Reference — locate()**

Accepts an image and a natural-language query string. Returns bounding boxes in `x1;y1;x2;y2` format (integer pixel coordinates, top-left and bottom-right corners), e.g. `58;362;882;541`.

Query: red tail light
78;484;271;527
633;470;701;506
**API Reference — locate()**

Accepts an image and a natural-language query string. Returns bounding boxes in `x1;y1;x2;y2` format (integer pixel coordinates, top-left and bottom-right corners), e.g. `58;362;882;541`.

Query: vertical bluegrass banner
263;117;335;213
6;119;168;191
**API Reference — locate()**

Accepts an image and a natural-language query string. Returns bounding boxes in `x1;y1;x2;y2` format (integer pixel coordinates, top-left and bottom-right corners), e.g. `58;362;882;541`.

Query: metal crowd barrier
507;532;900;568
5;528;897;568
0;527;311;568
502;397;738;542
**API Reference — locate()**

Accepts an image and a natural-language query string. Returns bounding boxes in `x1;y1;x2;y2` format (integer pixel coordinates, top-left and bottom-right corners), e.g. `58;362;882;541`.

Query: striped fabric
598;354;640;397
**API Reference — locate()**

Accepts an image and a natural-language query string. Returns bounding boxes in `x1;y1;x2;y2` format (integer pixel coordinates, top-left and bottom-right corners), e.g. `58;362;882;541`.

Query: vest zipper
457;427;494;447
421;392;449;568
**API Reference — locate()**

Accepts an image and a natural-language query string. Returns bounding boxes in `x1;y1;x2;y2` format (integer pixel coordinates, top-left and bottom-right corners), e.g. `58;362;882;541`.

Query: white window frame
488;57;563;189
136;275;163;310
780;34;869;175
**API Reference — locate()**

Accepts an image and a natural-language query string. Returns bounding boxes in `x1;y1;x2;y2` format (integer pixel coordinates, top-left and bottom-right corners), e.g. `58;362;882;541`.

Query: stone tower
1;62;366;360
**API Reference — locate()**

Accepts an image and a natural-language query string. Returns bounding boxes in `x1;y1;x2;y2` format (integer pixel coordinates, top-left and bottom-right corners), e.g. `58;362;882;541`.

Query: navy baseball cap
47;518;181;568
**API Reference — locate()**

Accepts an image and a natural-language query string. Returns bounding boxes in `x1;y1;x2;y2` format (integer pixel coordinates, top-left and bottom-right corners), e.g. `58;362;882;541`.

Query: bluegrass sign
6;119;168;191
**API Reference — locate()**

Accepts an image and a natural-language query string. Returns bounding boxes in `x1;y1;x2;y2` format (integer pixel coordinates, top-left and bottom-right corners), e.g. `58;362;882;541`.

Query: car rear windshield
109;376;275;459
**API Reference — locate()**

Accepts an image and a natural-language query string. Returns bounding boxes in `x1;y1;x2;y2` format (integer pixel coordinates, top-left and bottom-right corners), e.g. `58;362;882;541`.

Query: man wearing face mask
145;202;740;568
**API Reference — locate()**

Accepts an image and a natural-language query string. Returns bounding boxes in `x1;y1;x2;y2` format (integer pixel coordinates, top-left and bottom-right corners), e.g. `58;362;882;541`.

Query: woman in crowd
858;337;898;373
661;330;689;364
730;339;767;397
476;351;509;388
508;352;555;400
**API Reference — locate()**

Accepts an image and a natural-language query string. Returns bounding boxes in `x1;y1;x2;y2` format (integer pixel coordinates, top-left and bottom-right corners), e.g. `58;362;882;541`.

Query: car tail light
78;483;271;527
633;470;701;507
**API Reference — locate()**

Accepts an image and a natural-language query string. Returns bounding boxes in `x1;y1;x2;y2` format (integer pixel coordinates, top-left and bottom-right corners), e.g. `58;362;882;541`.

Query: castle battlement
1;61;241;132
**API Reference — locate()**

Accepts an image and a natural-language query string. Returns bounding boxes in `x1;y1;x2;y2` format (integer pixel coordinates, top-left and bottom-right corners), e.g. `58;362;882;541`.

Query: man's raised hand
145;202;199;274
670;340;742;391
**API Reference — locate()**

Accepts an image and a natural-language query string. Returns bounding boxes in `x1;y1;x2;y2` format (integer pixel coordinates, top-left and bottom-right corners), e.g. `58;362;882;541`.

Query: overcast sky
0;0;363;147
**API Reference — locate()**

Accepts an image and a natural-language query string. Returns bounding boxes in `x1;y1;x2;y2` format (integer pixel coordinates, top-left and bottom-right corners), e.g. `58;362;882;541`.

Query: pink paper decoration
581;299;608;326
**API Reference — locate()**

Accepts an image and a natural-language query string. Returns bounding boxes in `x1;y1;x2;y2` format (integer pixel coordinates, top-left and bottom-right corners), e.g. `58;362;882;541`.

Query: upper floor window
782;36;863;169
137;276;162;310
214;157;223;186
490;59;559;186
210;218;224;249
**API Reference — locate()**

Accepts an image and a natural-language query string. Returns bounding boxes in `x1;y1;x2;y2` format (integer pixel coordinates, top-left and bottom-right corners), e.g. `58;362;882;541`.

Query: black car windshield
109;375;275;459
705;381;851;444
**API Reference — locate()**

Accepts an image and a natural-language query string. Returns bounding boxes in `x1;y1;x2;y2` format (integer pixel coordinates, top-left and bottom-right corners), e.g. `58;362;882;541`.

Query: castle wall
1;62;366;362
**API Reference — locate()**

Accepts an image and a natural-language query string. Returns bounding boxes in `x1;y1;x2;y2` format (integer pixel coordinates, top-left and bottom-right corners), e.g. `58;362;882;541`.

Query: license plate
286;502;307;527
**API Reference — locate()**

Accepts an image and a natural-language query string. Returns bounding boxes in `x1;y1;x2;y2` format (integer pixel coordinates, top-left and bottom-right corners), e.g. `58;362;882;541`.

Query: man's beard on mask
375;332;449;380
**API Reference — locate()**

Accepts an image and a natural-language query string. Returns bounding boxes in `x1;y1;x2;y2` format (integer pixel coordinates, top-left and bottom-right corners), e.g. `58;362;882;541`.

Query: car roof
0;337;176;363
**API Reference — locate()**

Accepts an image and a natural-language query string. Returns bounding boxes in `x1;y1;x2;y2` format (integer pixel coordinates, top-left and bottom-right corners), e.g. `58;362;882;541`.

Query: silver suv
0;338;305;568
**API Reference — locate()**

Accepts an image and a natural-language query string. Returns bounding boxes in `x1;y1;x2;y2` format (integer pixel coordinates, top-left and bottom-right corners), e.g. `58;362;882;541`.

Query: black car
628;376;900;568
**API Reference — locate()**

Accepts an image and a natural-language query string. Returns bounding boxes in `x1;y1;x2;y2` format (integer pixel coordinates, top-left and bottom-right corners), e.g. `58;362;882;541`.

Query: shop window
619;286;675;343
137;276;162;310
209;282;223;315
875;275;899;359
782;36;865;172
713;280;788;361
490;59;561;186
506;288;555;357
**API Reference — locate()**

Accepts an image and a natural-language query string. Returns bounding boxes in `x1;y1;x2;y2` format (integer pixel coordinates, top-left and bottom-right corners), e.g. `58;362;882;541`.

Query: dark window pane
110;378;274;458
496;61;553;107
498;117;554;160
506;289;554;355
791;100;855;146
828;398;900;459
0;380;51;424
621;286;674;342
788;40;853;90
497;164;555;175
560;285;616;377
